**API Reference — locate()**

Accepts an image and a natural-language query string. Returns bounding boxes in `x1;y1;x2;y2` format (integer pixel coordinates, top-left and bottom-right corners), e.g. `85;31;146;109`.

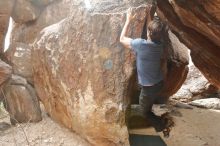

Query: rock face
32;4;148;146
6;43;33;83
0;0;13;52
31;1;188;145
0;0;190;145
5;0;72;82
10;0;72;44
0;60;12;86
158;31;189;100
0;60;12;102
3;75;42;125
189;98;220;110
173;65;219;102
157;0;220;89
11;0;40;23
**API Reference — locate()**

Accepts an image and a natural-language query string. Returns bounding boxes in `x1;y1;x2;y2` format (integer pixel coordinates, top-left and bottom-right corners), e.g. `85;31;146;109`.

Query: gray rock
11;0;41;23
9;0;72;44
173;65;219;102
0;122;11;132
6;43;33;84
3;75;42;125
189;98;220;109
30;0;56;7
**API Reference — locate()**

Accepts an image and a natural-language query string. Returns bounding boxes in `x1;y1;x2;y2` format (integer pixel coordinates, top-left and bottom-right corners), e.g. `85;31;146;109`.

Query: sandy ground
1;104;220;146
0;107;91;146
164;108;220;146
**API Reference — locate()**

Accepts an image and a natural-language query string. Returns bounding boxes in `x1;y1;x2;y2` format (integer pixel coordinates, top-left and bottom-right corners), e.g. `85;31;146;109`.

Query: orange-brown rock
159;31;189;100
32;5;149;146
157;0;220;89
31;1;189;145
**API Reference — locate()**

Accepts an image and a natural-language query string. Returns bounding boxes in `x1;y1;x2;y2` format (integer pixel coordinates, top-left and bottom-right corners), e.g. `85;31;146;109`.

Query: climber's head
147;17;164;42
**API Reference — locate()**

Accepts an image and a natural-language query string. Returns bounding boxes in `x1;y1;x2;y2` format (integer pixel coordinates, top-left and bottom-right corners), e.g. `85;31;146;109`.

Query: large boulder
157;0;220;89
32;4;148;146
9;0;72;44
11;0;41;23
32;1;188;145
3;75;42;125
5;0;72;82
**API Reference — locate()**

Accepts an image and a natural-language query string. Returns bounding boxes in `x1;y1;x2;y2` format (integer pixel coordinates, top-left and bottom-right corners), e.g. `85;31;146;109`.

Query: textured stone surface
158;31;189;100
0;0;13;52
157;0;220;88
32;4;149;145
30;1;190;145
189;98;220;110
5;0;72;83
11;0;40;23
3;75;42;125
0;0;13;101
0;122;11;132
10;0;72;44
30;0;56;7
0;0;190;145
0;59;12;86
173;65;220;102
5;43;33;83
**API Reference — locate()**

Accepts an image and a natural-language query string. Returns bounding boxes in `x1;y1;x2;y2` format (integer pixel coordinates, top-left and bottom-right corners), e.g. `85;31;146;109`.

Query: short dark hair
147;18;164;42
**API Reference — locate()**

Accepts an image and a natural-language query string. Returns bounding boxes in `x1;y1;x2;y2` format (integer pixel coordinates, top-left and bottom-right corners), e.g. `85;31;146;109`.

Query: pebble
0;122;11;131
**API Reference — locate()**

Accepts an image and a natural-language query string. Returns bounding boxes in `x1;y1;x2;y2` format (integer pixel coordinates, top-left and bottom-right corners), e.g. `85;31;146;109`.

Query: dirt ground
1;103;220;146
130;106;220;146
0;106;91;146
164;108;220;146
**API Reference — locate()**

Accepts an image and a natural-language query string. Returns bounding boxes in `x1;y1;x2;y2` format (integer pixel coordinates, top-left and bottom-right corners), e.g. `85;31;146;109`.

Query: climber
120;5;169;133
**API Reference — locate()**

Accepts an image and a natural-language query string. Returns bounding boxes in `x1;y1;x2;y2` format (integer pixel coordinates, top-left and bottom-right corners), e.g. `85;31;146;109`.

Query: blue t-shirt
131;38;164;86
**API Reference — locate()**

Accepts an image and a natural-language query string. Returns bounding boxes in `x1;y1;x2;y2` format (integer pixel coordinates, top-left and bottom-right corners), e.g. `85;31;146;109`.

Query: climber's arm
120;8;135;49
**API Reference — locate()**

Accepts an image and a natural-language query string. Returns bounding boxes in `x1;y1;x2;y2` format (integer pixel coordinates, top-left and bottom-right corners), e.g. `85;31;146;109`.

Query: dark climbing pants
139;81;165;132
139;81;164;113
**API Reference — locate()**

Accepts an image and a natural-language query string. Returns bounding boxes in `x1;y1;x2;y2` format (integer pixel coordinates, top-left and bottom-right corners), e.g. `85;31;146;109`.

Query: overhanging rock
157;0;220;89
